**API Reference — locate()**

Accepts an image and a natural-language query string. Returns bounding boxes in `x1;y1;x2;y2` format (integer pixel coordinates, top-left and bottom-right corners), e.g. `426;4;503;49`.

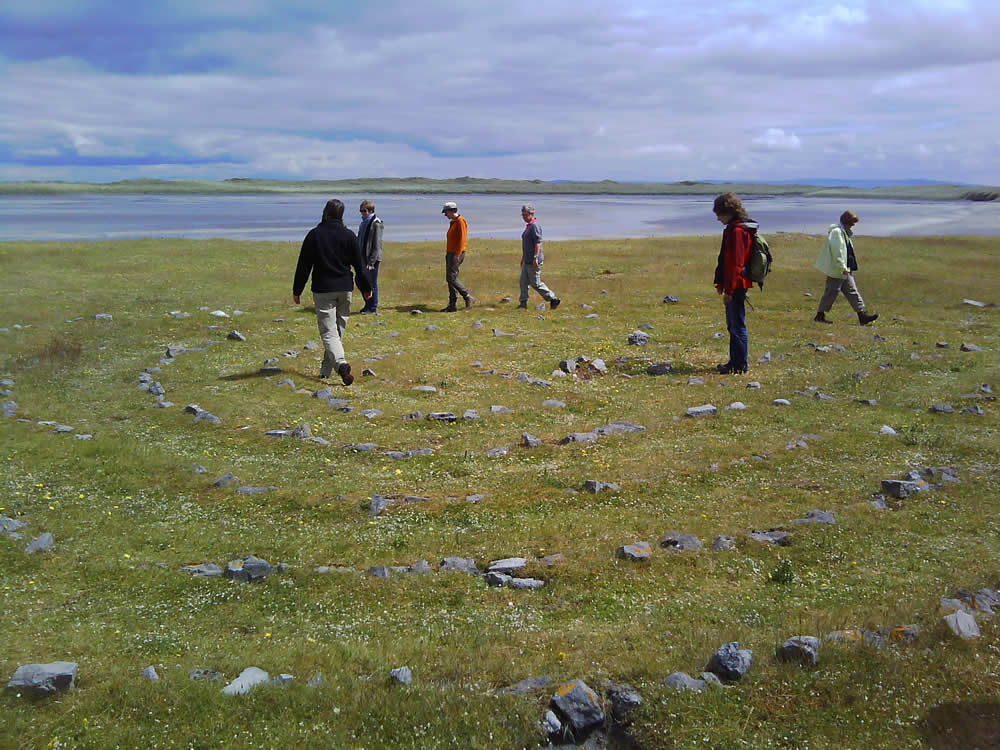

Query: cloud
752;129;802;151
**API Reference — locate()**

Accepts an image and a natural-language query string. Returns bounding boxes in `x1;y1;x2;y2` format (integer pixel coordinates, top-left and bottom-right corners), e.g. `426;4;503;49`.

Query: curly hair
713;192;750;222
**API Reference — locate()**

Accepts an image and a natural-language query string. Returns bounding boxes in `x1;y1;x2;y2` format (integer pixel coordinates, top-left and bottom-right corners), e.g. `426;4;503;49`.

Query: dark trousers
446;253;469;305
724;288;748;370
362;262;380;311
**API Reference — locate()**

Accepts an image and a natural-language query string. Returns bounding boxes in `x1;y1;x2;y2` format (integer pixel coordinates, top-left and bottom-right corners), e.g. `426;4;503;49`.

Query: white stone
879;425;897;435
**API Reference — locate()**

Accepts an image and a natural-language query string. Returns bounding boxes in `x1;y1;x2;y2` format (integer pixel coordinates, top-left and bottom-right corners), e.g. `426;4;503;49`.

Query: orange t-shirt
446;216;467;256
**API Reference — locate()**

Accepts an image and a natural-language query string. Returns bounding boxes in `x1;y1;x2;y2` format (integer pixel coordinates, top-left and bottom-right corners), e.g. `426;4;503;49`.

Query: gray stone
963;405;986;416
486;446;509;458
403;495;428;503
401;410;423;421
560;432;599;445
306;672;326;689
226;331;246;342
440;557;479;575
960;343;984;352
272;674;295;686
726;401;747;410
646;362;672;376
879;425;897;435
189;669;222;681
221;667;269;696
660;532;703;551
303;340;319;350
747;381;761;389
550;680;605;733
492;328;515;337
209;310;230;318
543;710;562;735
1;517;26;536
930;403;954;413
490;405;513;414
408;560;433;574
94;313;112;321
773;398;792;406
749;529;790;546
224;555;273;582
413;385;437;393
510;577;545;590
617;542;653;560
944;610;980;639
521;433;542;448
628;331;649;346
662;295;680;303
700;672;723;688
814;392;834;401
213;473;238;488
53;425;74;434
465;494;485;504
663;672;705;691
25;532;54;554
367;566;390;578
688;377;704;385
604;679;642;722
542;399;566;408
792;510;835;525
685;404;717;417
870;496;889;510
706;642;753;682
758;351;772;364
1;400;17;417
369;495;395;516
360;409;383;419
712;535;737;551
596;420;646;435
962;298;986;307
314;387;333;400
193;412;221;424
584;313;599;319
8;661;77;695
777;636;821;666
426;412;457;423
153;401;173;409
488;557;528;574
143;666;160;682
463;409;479;420
181;563;223;576
390;666;412;685
881;479;925;499
236;486;275;495
362;368;376;377
499;676;554;695
485;571;512;587
583;480;620;493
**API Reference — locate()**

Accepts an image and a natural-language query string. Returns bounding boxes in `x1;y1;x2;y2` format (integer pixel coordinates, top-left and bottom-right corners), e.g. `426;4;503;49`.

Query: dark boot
858;311;879;326
337;362;354;387
814;311;833;324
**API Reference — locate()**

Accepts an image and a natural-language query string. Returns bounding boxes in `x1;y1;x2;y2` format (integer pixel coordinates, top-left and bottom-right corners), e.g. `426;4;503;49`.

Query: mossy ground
1;233;998;749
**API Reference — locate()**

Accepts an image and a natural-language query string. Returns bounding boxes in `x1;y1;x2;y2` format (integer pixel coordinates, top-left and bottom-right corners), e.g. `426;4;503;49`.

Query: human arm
828;227;850;276
292;232;314;301
348;232;374;300
718;225;752;295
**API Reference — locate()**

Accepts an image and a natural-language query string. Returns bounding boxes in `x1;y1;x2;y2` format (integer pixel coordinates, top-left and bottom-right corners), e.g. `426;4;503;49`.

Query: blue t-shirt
521;221;543;264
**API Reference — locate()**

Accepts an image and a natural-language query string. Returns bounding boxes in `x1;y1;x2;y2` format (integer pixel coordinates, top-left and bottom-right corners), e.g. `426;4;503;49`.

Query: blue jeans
362;262;379;311
724;288;748;370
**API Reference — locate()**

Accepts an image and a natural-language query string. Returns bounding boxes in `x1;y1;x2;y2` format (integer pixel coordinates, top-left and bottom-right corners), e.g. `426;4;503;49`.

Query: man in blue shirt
518;204;560;310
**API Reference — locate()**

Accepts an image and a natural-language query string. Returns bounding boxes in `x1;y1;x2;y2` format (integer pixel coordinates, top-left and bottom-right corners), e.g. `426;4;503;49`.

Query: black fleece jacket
293;219;372;296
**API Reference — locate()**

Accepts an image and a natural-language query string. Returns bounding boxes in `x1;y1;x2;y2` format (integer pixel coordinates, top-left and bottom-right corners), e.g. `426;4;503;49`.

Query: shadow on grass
217;370;280;382
919;701;1000;748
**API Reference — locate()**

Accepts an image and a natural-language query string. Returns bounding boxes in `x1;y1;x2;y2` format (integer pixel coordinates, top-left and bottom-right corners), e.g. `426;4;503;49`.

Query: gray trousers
817;274;865;314
519;263;555;303
313;290;351;377
446;253;469;305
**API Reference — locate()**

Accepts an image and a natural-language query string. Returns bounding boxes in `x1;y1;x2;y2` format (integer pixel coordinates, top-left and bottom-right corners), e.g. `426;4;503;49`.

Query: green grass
1;233;998;749
1;177;998;201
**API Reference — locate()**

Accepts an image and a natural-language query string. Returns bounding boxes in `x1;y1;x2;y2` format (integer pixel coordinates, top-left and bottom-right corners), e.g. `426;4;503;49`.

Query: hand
293;295;300;305
843;270;850;276
363;291;373;301
532;260;540;269
716;287;723;295
367;265;374;271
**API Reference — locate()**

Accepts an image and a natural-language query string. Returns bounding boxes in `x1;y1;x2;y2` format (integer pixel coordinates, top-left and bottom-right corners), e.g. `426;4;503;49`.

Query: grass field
1;231;998;749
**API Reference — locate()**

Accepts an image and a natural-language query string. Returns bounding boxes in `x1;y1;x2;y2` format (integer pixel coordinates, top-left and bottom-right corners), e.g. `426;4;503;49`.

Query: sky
1;0;998;185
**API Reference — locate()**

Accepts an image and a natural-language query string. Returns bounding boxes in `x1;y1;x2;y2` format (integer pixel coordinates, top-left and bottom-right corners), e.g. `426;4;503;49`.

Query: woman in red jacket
712;193;756;374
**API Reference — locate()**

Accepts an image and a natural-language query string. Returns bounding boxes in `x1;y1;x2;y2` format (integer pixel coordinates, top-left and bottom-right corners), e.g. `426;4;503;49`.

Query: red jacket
713;221;756;295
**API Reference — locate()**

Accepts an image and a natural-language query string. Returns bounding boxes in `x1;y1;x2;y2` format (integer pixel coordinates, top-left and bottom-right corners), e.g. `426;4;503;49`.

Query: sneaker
440;305;457;312
337;362;354;387
858;311;879;326
549;297;561;310
360;309;376;315
516;302;528;309
814;311;832;324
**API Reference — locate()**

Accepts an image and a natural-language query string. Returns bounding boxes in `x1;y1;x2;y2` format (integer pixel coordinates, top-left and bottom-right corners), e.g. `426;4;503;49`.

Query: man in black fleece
293;199;372;385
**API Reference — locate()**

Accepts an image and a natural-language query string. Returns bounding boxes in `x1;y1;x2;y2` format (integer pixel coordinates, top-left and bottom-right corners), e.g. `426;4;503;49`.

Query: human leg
528;266;555;301
725;289;748;372
518;264;530;305
840;273;865;313
816;277;843;314
363;262;379;312
314;291;347;377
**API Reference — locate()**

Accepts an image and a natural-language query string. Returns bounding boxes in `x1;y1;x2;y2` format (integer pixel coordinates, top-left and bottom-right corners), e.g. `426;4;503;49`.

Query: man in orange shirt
441;201;473;311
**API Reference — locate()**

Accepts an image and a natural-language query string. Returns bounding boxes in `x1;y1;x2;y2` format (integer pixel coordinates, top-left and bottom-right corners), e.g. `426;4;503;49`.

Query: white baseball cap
441;201;458;213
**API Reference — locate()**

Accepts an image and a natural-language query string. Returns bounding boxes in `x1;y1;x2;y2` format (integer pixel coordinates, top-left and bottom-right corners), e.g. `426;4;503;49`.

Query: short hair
360;199;375;212
323;199;345;222
840;210;859;226
521;204;535;215
712;192;749;222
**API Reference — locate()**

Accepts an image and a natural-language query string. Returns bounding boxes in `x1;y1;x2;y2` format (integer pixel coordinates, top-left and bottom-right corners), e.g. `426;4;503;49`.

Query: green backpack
743;233;773;289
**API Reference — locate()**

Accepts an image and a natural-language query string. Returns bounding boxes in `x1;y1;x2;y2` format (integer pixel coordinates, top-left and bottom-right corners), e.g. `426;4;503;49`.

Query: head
360;199;375;218
322;199;345;223
713;192;749;223
442;201;458;219
521;204;535;222
840;210;859;229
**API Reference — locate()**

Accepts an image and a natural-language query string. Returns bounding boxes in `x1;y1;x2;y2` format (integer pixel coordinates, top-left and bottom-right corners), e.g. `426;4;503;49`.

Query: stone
749;529;790;546
25;532;54;554
660;532;703;551
814;392;834;401
369;495;395;516
181;562;223;577
485;571;512;587
857;398;879;406
1;517;26;536
488;557;528;574
617;542;653;560
361;368;376;377
440;557;479;575
486;446;509;458
540;554;563;566
236;486;275;495
413;385;437;393
389;666;412;685
542;399;566;408
777;636;821;667
711;535;736;551
963;405;986;416
758;352;772;364
963;298;986;307
773;398;792;406
401;410;423;421
465;494;485;503
583;480;620;493
881;479;926;499
463;409;479;420
492;328;515;337
143;666;160;682
628;331;649;346
1;400;17;417
224;555;273;582
408;560;433;574
193;412;221;424
706;642;753;683
550;680;605;733
879;425;897;435
221;667;269;696
367;566;390;578
944;610;980;639
746;381;761;389
499;676;554;695
560;432;599;445
490;405;513;414
188;669;223;681
688;377;704;385
227;331;246;341
930;403;954;413
603;679;642;722
543;710;562;735
272;674;295;686
663;672;706;691
662;295;680;303
8;661;77;695
94;313;112;321
685;404;717;417
510;577;545;590
792;510;835;525
213;473;238;488
960;343;983;352
646;362;672;376
53;425;74;434
726;401;747;410
360;409;383;419
306;673;326;689
209;310;230;318
521;433;542;448
426;412;457;423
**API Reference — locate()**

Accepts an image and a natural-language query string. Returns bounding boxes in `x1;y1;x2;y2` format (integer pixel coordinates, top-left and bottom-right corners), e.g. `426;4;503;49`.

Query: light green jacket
814;223;850;278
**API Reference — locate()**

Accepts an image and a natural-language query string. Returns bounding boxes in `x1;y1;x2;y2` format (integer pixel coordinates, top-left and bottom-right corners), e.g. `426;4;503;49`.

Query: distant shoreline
1;177;997;202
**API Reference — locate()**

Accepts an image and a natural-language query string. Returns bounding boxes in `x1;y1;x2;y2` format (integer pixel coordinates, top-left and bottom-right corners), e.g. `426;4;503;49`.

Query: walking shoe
440;305;457;313
516;302;528;309
716;362;748;375
464;296;475;309
337;362;354;386
814;311;833;324
858;311;879;326
360;308;377;315
549;297;561;310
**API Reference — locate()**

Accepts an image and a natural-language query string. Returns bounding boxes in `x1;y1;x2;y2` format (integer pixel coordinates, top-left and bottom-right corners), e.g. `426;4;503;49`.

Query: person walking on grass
293;199;372;386
441;201;473;311
712;192;756;375
357;199;383;314
517;204;560;310
813;210;879;326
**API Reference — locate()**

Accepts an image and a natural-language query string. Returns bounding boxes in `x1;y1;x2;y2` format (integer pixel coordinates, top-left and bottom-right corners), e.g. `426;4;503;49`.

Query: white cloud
753;129;802;151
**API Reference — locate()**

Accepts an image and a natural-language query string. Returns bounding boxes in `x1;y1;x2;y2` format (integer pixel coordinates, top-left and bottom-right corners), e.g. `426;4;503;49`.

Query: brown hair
713;192;749;222
360;199;375;212
322;198;345;222
840;210;859;226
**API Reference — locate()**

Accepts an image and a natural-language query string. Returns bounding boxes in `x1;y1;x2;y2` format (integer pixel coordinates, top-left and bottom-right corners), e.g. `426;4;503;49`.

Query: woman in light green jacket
813;210;879;326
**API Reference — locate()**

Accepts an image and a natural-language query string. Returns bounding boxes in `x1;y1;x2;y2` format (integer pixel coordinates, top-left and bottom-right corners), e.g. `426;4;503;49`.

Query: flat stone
25;532;54;554
465;494;485;503
773;398;792;406
439;557;479;575
706;642;753;683
930;403;954;413
628;331;649;346
688;377;704;385
486;446;509;458
617;542;653;560
488;557;528;574
463;409;479;420
94;313;112;321
498;676;553;695
509;577;545;590
663;672;706;691
390;666;412;685
369;495;395;516
583;480;620;493
550;680;605;733
542;399;566;408
881;479;926;499
182;562;223;576
879;425;897;435
143;666;160;682
413;385;437;393
726;401;747;410
749;529;790;546
595;420;645;435
777;636;821;667
944;610;980;639
521;433;542;448
213;472;238;488
227;331;246;341
685;404;717;417
792;509;835;525
359;409;383;419
209;310;230;318
8;661;77;695
484;571;512;587
235;486;275;495
408;560;433;574
193;412;221;424
646;362;673;376
189;669;222;681
426;412;457;423
660;532;703;551
960;343;983;352
746;381;761;389
758;352;772;363
222;667;269;696
711;535;736;551
559;432;598;445
963;298;986;307
367;566;390;578
662;295;680;303
490;405;513;414
224;555;273;582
